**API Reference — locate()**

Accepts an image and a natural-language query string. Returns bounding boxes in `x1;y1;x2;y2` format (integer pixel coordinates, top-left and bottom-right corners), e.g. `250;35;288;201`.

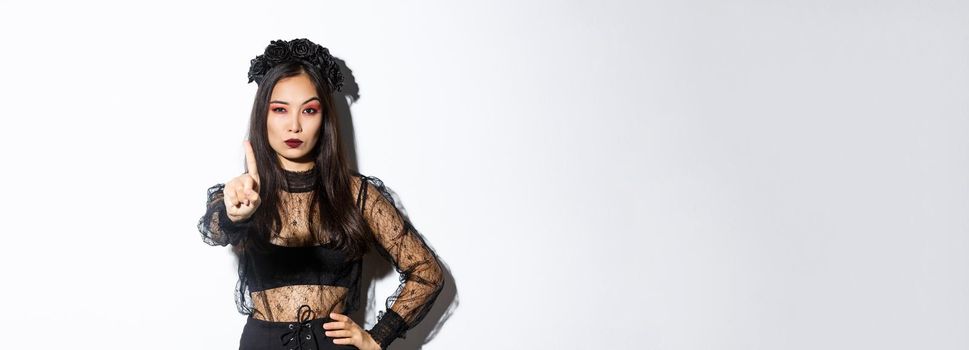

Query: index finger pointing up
244;140;260;184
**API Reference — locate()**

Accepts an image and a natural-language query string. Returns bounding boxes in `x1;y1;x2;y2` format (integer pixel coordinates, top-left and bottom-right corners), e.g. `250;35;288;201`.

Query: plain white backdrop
0;0;966;349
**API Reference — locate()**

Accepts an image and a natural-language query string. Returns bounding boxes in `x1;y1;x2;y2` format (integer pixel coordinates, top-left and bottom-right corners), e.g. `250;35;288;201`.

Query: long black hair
235;59;372;260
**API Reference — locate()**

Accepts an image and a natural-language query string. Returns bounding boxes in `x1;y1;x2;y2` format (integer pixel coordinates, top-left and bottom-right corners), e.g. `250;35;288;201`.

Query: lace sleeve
358;176;445;349
197;183;251;247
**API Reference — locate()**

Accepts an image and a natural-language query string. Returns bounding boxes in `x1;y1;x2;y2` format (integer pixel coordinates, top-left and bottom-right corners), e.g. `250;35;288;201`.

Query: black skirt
239;306;359;350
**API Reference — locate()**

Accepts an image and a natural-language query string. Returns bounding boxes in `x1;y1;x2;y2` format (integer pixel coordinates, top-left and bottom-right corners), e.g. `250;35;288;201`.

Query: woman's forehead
271;75;318;102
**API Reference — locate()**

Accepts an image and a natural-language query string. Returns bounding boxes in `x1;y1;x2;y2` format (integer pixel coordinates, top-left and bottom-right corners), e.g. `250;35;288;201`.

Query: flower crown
247;38;345;92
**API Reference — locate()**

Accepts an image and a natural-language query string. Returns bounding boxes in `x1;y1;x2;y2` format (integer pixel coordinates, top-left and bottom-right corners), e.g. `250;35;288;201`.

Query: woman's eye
272;107;286;113
304;108;318;115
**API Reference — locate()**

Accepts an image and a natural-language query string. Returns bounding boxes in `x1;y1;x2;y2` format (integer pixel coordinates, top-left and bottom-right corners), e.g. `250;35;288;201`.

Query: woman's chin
276;150;315;164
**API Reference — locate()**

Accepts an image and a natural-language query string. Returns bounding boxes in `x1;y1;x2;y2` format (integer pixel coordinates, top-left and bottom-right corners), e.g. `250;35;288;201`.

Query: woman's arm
198;142;261;247
197;183;251;246
357;176;445;349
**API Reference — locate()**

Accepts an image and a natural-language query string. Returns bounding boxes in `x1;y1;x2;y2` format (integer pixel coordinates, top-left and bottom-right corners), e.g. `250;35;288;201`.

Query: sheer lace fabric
355;176;446;345
197;168;444;348
249;285;348;322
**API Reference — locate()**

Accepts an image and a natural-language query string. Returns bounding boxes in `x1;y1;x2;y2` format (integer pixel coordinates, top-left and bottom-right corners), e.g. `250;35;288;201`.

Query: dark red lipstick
284;139;303;148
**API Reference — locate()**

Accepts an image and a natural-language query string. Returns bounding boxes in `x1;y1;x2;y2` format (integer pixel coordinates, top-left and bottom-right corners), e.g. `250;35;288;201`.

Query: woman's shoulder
348;172;388;203
349;172;372;199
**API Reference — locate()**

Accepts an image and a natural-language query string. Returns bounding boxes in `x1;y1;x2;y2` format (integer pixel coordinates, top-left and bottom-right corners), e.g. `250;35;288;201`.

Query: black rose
247;55;268;83
329;66;345;92
264;40;291;64
290;38;317;58
315;51;333;69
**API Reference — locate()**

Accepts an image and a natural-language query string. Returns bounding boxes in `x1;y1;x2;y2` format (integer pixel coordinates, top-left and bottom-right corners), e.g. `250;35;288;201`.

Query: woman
197;38;445;350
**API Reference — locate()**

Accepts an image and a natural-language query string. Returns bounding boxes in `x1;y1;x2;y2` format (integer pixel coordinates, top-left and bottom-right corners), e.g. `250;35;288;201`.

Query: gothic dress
198;167;444;349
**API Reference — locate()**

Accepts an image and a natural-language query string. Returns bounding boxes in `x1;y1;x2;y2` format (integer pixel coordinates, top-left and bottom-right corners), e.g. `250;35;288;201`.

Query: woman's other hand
224;140;262;223
323;312;381;350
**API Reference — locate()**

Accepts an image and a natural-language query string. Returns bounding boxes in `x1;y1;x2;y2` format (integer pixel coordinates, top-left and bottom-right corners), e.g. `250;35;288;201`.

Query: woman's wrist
363;329;383;350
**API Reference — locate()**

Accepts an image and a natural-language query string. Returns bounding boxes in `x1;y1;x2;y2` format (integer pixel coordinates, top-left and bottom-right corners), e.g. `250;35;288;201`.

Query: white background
0;1;967;349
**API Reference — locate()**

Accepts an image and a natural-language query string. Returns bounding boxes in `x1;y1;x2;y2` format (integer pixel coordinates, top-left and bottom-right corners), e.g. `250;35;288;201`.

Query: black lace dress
198;167;445;349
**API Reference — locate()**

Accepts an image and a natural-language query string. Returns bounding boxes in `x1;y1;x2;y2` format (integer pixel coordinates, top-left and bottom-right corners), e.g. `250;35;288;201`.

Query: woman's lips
284;139;303;148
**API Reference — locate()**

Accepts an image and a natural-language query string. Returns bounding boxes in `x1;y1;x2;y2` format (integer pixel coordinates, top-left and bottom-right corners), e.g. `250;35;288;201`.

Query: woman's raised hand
224;140;262;223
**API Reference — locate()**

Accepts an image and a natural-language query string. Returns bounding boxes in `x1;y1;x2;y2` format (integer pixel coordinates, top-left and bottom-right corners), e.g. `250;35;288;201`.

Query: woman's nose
289;113;301;132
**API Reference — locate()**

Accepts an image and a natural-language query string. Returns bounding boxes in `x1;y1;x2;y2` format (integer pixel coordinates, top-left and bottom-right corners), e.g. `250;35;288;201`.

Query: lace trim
282;167;318;193
367;309;407;349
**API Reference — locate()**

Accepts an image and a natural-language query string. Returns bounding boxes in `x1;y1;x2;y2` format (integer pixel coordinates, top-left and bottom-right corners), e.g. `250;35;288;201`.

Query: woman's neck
277;155;316;172
282;165;319;192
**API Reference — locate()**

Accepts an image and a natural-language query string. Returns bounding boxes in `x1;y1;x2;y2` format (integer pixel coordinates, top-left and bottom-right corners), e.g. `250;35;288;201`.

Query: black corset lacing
280;304;317;350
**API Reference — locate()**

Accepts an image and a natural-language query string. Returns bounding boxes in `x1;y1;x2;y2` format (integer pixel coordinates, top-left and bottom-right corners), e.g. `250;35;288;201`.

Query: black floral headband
247;38;345;92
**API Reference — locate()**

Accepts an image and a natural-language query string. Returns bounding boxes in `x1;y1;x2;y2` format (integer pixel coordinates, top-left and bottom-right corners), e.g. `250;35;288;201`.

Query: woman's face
266;72;323;171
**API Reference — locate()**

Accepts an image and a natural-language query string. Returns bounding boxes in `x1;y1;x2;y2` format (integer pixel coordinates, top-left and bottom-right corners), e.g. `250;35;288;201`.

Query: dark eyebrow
269;97;320;105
